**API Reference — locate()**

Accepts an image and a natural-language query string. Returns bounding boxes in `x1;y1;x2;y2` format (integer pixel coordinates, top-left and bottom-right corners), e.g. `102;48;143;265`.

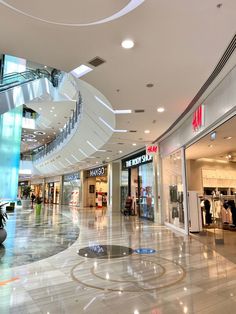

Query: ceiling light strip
99;117;127;133
79;149;89;157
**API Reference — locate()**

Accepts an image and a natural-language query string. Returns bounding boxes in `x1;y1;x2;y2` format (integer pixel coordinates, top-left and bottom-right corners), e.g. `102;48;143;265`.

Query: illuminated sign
146;145;158;155
64;172;80;182
87;166;107;177
192;104;204;132
122;150;153;169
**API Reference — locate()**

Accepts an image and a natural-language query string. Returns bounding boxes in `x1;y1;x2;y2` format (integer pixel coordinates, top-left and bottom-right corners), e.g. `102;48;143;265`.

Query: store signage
192;104;204;132
146;145;158;155
64;172;80;182
87;166;107;177
122;150;152;169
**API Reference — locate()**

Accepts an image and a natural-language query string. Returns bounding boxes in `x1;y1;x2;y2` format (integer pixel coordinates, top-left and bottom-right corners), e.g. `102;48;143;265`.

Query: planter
21;199;31;209
35;204;42;215
0;228;7;244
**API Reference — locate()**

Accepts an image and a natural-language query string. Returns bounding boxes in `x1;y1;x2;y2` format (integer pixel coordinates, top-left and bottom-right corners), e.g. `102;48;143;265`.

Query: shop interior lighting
71;64;93;78
99;117;128;133
95;96;131;114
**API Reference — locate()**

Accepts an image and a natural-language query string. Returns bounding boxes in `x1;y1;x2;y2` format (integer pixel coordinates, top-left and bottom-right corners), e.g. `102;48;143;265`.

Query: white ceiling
1;0;236;171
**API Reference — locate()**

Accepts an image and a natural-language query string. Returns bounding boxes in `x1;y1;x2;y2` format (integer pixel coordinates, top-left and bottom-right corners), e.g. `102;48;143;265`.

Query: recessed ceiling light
47;135;50;138
121;39;134;49
52;106;55;110
157;107;165;113
224;136;232;140
119;150;123;154
144;130;150;134
44;65;47;69
208;144;213;148
132;143;137;146
50;110;53;113
106;157;110;160
53;132;56;135
39;107;42;110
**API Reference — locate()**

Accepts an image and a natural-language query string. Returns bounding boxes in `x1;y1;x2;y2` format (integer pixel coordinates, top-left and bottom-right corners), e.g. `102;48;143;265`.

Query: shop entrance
186;114;236;237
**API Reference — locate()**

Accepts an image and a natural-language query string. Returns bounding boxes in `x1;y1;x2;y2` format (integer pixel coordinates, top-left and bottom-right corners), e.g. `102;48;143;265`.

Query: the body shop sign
122;150;152;170
192;104;204;132
87;166;107;177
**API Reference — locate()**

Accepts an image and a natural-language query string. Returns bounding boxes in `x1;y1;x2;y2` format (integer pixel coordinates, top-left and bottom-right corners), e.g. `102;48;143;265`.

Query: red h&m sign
192;104;204;132
146;145;158;155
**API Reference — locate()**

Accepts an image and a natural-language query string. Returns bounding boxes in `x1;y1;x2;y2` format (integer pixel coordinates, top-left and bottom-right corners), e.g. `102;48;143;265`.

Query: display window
162;150;185;229
186;114;236;233
121;150;154;221
62;172;80;206
84;166;108;208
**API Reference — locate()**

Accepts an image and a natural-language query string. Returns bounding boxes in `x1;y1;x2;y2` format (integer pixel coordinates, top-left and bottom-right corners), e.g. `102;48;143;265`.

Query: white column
108;162;121;212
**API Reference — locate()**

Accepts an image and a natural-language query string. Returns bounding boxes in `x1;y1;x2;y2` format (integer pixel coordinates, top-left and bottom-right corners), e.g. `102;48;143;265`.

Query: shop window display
162;150;185;229
139;163;154;221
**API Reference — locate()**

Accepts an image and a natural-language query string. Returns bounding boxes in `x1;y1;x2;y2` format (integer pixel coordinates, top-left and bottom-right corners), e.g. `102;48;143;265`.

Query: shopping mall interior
0;1;236;313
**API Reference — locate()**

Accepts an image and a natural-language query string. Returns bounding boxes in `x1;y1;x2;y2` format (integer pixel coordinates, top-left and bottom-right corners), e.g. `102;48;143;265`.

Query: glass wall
139;162;155;220
120;170;128;211
162;149;185;229
62;173;81;206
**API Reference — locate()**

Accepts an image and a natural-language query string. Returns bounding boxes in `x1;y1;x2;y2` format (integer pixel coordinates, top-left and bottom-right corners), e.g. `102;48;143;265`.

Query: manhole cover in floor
78;245;133;259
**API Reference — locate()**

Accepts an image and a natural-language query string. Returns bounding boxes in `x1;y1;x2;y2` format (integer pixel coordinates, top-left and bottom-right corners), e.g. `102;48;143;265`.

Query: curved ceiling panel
0;0;144;26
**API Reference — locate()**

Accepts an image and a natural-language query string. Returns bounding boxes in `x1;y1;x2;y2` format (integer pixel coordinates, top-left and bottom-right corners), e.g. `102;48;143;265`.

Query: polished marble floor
0;206;236;314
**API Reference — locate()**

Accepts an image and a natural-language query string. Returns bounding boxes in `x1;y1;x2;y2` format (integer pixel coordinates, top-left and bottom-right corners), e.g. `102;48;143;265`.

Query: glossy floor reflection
0;206;236;314
0;205;79;268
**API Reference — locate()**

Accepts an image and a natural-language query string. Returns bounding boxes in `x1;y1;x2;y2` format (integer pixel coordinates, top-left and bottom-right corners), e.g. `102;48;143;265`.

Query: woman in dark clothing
204;199;212;225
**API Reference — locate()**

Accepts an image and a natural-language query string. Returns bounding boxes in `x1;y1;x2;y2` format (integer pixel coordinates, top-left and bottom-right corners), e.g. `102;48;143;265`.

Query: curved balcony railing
33;92;82;161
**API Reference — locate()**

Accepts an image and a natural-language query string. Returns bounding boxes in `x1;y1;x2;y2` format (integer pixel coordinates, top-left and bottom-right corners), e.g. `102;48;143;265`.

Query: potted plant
21;186;32;209
35;196;42;215
0;205;8;244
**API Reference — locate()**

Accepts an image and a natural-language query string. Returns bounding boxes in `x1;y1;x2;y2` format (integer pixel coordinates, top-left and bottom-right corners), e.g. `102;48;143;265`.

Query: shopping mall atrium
1;1;236;313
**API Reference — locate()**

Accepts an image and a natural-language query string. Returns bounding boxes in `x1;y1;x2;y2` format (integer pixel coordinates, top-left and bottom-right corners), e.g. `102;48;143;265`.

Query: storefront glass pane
120;170;128;210
139;163;154;221
162;150;185;229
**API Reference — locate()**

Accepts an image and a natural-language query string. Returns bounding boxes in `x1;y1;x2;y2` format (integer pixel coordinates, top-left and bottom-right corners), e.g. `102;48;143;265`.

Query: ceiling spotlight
52;106;55;110
54;114;57;117
121;39;134;49
39;107;42;111
208;144;213;148
144;130;150;134
119;150;123;154
132;143;137;146
157;107;165;113
106;157;110;160
224;136;232;140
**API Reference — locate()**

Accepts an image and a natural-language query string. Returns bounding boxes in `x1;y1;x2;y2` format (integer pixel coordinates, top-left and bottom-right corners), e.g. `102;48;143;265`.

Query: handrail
0;68;61;92
33;92;82;161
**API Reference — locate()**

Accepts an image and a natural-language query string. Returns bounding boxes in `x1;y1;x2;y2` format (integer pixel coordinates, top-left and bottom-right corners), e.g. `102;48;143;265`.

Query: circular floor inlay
71;255;186;292
78;245;133;259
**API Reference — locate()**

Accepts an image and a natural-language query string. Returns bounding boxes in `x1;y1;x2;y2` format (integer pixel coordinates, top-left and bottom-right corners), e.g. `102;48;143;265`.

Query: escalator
0;69;61;115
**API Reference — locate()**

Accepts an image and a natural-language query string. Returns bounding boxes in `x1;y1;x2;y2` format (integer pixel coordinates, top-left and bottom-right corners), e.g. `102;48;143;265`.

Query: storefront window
139;162;154;221
120;170;128;210
62;173;80;206
162;150;185;229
